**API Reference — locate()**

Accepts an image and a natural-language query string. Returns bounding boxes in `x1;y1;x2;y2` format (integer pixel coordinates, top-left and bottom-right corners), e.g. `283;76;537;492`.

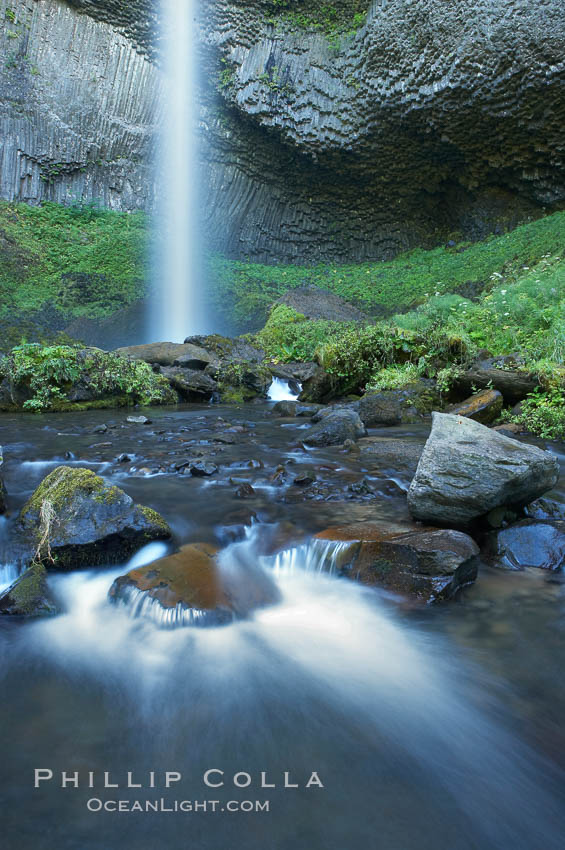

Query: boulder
484;520;565;571
275;287;370;323
19;466;171;570
161;366;218;401
184;335;265;365
447;389;503;425
0;564;57;617
525;497;565;521
356;383;439;427
270;361;319;383
305;408;366;447
173;346;217;370
358;437;425;484
314;523;479;602
298;365;336;404
271;400;298;417
408;413;559;526
114;342;209;367
109;542;279;626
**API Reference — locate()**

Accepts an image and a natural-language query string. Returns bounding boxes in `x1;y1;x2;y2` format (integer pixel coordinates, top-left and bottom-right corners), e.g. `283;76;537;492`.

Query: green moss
209;211;565;333
0;201;147;325
3;564;55;616
21;466;111;522
1;343;176;412
138;505;172;536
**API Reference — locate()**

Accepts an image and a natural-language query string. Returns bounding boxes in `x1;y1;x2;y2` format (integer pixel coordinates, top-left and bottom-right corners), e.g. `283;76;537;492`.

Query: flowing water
150;0;205;342
1;403;565;849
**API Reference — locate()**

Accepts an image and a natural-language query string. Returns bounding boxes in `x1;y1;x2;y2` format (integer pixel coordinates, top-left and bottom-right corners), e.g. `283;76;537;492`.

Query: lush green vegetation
265;1;368;41
210;212;565;333
0;201;147;320
1;199;565;436
0;343;175;412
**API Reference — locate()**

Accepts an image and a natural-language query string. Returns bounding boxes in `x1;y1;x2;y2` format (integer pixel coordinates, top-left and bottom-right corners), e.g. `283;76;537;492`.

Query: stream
1;401;564;849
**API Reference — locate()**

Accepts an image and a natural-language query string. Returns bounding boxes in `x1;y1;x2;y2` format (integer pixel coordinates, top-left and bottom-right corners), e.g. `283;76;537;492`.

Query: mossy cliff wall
1;0;564;260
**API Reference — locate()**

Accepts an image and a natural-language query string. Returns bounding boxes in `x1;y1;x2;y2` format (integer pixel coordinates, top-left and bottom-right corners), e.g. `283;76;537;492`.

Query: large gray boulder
20;466;171;570
305;408;366;447
408;413;559;526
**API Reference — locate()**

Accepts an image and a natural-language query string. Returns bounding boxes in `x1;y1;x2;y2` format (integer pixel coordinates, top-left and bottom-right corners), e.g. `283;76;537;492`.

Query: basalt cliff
1;0;564;261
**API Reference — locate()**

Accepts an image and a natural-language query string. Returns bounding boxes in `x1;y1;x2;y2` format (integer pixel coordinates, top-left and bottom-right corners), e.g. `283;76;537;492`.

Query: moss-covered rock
0;344;176;413
20;466;171;570
0;564;57;617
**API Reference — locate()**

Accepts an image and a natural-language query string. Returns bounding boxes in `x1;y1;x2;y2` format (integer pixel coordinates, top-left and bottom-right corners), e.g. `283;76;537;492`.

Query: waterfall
150;0;205;343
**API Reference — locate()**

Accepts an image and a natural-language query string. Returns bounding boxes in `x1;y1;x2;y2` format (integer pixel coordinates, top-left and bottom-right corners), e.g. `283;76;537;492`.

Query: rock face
20;466;171;569
109;542;279;626
408;413;559;526
203;0;565;262
305;408;365;447
4;1;562;263
0;564;57;617
315;524;479;602
0;0;159;210
484;520;565;571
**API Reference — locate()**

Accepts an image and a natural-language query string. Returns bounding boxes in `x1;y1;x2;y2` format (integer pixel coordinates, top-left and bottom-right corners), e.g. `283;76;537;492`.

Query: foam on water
268;378;301;402
2;528;563;847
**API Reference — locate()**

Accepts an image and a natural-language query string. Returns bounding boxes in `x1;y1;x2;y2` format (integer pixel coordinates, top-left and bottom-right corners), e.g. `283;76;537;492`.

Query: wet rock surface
484;520;565;572
109;540;280;626
408;413;559;526
0;564;57;617
19;466;171;570
305;408;366;447
315;523;480;602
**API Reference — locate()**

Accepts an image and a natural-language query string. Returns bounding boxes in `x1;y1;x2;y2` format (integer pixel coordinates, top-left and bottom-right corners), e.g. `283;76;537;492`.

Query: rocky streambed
1;398;565;849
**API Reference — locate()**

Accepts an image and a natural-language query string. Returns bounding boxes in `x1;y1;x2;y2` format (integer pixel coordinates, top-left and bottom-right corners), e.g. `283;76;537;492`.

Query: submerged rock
305;409;366;447
484;520;565;571
314;523;479;602
447;389;503;425
109;542;278;627
19;466;171;570
408;413;559;526
0;564;57;617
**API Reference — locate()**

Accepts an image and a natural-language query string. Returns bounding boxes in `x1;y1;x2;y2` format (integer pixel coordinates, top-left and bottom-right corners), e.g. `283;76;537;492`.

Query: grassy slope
210;211;565;333
0;200;564;364
0;201;147;320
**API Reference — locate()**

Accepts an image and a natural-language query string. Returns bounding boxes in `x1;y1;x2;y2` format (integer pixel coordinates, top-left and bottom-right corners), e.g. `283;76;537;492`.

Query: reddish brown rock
314;523;479;602
109;542;279;625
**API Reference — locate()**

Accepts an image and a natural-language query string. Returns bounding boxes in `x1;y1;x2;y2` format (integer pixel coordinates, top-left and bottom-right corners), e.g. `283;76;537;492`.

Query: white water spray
151;0;204;343
267;378;302;402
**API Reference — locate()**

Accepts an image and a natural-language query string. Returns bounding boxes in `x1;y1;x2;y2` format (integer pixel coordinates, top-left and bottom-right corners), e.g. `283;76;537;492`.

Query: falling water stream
150;0;204;343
